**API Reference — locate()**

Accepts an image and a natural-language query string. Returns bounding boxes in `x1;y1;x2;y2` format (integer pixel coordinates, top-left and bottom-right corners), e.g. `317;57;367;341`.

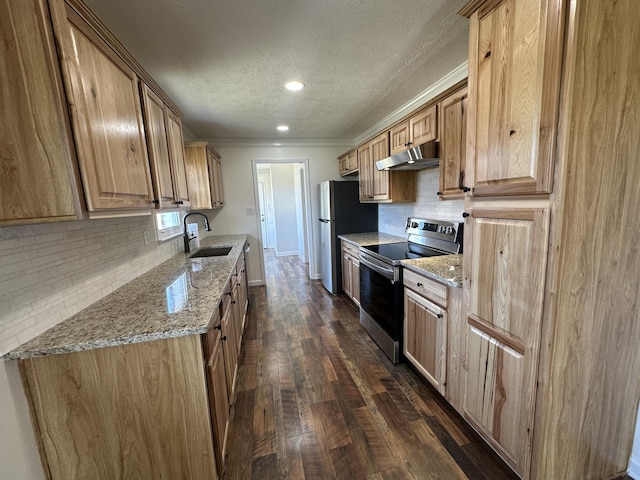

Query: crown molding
353;61;469;147
199;138;354;149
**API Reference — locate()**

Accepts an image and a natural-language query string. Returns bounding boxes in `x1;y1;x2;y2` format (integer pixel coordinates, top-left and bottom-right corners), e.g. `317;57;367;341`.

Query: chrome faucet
183;212;212;253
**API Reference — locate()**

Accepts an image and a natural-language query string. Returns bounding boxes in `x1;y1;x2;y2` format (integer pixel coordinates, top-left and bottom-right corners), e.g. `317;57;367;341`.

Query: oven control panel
405;217;464;249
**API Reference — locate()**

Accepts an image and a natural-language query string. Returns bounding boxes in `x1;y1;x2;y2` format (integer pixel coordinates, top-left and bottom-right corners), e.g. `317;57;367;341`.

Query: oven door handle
359;252;397;282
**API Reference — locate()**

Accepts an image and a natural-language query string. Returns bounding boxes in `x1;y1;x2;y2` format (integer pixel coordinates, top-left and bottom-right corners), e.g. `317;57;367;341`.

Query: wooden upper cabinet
51;3;153;211
208;148;225;208
140;84;174;208
166;110;190;207
359;132;415;203
409;105;437;146
389;121;411;155
438;87;468;199
357;144;373;202
464;0;564;196
338;150;358;176
0;0;83;225
369;133;390;200
462;207;550;477
184;141;224;209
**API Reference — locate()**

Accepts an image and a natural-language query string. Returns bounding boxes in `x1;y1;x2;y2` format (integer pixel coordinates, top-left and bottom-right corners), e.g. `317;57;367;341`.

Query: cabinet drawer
342;241;360;258
403;269;447;308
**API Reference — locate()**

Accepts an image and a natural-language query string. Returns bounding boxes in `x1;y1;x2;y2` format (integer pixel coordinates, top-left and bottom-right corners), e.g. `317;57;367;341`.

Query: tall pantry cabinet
460;0;640;479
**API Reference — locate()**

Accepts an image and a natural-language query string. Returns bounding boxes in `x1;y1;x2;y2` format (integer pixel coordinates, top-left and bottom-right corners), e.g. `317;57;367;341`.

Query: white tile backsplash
0;216;180;355
378;168;465;236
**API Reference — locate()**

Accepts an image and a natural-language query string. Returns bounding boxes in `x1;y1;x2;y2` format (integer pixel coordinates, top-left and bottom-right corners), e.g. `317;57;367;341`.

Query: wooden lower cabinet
19;252;250;480
19;336;217;480
403;288;447;395
341;241;361;306
204;330;229;477
462;207;550;477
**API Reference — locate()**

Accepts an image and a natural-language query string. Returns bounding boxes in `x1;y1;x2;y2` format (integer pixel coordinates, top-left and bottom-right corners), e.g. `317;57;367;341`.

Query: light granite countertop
338;232;463;288
5;235;248;360
400;255;463;288
338;232;406;246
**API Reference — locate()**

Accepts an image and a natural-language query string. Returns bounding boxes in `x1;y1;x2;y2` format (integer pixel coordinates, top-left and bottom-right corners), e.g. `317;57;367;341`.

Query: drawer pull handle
416;282;423;287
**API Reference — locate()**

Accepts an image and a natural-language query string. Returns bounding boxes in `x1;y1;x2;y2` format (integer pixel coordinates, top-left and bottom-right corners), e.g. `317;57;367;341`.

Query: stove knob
445;226;454;235
411;222;418;228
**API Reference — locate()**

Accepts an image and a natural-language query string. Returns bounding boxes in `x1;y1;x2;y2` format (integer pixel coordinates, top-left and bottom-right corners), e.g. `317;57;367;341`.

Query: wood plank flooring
223;250;631;480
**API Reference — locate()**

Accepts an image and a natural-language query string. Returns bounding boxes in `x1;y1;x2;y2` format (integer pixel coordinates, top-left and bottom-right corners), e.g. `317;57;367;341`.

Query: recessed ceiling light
277;125;289;132
285;81;304;91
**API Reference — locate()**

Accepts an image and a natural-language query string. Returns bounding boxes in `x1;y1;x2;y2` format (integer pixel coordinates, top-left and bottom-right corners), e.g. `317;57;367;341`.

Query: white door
258;182;268;246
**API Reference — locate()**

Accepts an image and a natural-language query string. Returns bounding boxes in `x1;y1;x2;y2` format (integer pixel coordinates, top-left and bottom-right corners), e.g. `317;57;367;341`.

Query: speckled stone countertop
401;255;463;288
5;235;248;360
338;232;463;288
338;232;405;246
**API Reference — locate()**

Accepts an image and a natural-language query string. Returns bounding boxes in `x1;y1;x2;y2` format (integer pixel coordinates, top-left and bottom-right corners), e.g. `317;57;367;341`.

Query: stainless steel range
359;218;463;363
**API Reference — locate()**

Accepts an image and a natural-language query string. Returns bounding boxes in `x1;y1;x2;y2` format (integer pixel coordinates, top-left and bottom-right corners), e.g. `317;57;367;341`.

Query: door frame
251;158;314;281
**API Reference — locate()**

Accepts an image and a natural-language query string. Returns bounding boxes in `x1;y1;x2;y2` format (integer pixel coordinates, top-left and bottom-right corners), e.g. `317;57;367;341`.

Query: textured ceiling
82;0;469;142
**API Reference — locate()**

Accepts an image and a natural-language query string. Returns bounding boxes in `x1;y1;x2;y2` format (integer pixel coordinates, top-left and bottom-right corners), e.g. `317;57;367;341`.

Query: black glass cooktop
362;242;446;262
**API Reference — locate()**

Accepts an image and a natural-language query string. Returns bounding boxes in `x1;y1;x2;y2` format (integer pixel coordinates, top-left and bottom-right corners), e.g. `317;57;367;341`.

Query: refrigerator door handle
319;218;330;223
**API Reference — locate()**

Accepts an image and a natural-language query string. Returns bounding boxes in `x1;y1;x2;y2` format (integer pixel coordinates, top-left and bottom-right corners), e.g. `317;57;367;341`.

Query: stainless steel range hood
375;141;440;171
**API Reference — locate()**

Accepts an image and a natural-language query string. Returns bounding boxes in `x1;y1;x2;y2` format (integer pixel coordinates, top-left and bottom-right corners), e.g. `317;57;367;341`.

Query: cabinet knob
231;300;236;304
226;291;232;296
437;314;443;319
417;282;423;287
214;325;222;330
221;335;227;341
152;199;160;205
436;191;442;196
175;200;184;205
463;186;471;193
462;212;470;218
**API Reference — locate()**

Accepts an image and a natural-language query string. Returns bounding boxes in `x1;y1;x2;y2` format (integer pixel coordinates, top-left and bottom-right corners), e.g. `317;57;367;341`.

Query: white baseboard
275;250;299;257
310;273;322;280
629;455;640;479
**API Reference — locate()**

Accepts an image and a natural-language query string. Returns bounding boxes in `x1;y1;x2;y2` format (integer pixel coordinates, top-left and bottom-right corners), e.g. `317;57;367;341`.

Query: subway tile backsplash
378;168;465;236
0;216;180;356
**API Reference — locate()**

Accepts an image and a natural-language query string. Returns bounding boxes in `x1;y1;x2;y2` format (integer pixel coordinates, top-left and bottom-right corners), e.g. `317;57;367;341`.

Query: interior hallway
222;251;522;479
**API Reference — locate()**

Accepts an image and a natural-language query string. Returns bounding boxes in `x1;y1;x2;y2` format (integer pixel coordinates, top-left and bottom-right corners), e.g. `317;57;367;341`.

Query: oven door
359;252;403;342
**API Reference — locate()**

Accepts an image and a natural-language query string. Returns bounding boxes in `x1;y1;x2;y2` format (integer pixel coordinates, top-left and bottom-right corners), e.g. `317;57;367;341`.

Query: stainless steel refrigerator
318;180;378;294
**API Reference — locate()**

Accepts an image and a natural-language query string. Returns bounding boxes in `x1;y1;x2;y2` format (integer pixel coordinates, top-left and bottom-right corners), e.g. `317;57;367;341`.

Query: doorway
252;159;313;282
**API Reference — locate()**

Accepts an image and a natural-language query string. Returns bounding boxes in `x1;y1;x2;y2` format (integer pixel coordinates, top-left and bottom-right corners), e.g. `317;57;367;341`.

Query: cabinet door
370;133;390;200
345;150;358;172
463;207;550;476
0;0;81;224
166;110;190;207
221;295;238;401
341;249;352;298
358;144;373;201
404;288;447;395
466;0;563;196
338;155;348;176
389;120;410;155
350;257;360;306
205;338;229;476
409;104;437;146
439;87;467;199
56;6;153;210
465;324;527;476
141;84;175;208
184;145;213;209
210;154;225;208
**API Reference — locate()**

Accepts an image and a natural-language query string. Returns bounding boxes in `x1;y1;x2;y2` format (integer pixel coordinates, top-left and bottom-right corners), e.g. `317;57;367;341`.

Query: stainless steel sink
190;246;232;258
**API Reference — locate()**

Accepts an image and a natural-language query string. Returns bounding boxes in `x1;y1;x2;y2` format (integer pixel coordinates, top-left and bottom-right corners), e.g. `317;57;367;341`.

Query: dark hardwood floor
222;250;630;480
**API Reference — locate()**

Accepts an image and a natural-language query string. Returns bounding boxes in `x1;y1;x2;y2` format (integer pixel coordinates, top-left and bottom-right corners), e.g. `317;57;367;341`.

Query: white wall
378;167;465;235
200;145;344;285
630;409;640;479
271;163;299;256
